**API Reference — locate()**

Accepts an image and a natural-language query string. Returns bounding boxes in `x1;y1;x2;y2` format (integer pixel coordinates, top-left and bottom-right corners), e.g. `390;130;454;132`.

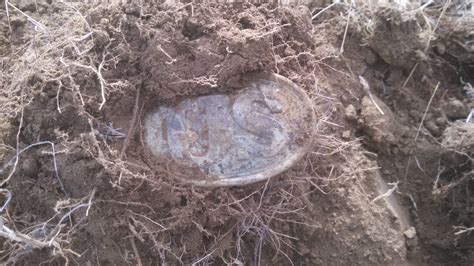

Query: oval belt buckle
144;73;315;187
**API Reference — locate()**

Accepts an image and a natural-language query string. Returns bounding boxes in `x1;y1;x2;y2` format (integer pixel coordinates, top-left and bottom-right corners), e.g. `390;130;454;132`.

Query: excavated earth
0;1;473;265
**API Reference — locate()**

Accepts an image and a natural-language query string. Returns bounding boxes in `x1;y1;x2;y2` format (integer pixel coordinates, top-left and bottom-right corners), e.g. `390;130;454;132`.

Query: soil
0;1;473;265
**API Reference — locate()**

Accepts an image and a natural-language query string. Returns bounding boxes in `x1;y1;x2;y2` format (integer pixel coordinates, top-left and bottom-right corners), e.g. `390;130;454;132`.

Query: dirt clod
442;121;474;152
444;97;469;120
404;227;417;239
344;104;357;121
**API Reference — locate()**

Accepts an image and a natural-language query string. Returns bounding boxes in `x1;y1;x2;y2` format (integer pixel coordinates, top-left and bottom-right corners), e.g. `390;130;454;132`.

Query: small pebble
345;104;357;121
403;226;417;239
342;130;351;140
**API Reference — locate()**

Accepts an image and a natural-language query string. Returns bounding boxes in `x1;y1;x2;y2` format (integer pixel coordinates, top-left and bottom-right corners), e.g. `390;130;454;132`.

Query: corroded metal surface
144;73;315;186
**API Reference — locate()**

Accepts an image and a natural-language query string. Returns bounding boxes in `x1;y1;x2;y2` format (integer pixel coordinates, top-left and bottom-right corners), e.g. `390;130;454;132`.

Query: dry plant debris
0;0;472;264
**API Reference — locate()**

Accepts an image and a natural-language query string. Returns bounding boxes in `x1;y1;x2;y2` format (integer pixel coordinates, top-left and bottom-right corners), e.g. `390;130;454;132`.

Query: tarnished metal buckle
144;73;315;186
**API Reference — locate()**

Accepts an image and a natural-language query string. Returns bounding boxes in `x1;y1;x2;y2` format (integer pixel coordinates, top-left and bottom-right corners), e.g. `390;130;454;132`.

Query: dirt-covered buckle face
144;73;315;186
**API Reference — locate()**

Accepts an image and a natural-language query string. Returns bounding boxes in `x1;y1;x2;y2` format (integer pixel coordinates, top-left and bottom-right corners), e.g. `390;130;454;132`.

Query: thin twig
414;156;427;176
410;0;433;12
3;102;24;187
424;0;450;52
1;141;67;197
311;1;338;21
454;226;474;236
0;189;12;213
0;225;51;248
432;160;444;191
415;82;440;141
400;62;418;90
6;1;46;32
70;56;108;110
5;1;12;34
340;3;352;54
120;87;141;159
359;76;384;115
56;80;63;113
157;45;176;65
466;109;473;123
48;189;96;245
192;249;216;265
130;237;143;266
372;181;399;203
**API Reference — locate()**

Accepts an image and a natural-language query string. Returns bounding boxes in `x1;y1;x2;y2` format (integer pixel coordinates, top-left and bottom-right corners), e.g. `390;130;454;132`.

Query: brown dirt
0;1;473;265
